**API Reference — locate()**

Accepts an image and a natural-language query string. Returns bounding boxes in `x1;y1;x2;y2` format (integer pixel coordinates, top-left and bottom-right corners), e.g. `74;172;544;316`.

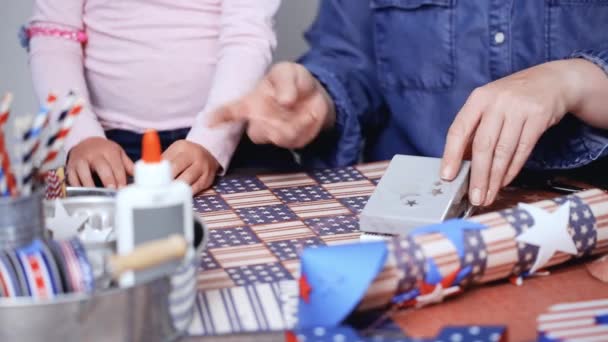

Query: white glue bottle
115;129;193;287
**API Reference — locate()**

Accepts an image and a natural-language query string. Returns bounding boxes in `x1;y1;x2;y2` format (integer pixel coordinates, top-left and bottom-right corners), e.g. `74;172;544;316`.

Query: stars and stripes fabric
191;162;388;336
537;298;608;341
194;162;388;294
188;280;298;335
290;325;507;342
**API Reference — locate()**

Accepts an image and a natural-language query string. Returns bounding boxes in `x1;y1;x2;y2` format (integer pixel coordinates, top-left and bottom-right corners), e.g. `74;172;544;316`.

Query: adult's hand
441;60;584;206
209;62;335;149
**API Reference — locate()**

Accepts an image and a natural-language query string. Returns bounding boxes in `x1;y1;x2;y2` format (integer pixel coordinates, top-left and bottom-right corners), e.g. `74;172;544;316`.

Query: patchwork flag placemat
190;162;389;335
194;162;389;291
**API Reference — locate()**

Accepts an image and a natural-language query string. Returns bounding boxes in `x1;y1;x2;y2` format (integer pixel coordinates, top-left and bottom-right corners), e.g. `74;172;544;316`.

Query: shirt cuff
64;109;106;153
527;115;608;170
570;49;608;76
186;119;244;175
301;63;363;168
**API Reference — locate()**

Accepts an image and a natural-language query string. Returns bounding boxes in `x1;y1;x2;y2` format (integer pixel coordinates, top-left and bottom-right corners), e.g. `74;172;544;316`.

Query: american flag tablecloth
188;162;389;335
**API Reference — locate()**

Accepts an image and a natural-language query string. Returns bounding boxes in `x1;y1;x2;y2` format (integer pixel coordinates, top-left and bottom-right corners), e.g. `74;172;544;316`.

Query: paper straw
0;155;8;197
0;93;13;128
39;95;83;171
20;93;57;195
0;134;17;197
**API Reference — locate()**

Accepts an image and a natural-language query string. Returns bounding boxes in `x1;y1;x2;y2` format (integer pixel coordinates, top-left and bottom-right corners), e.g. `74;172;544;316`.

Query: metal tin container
0;187;207;341
0;277;183;342
0;192;45;250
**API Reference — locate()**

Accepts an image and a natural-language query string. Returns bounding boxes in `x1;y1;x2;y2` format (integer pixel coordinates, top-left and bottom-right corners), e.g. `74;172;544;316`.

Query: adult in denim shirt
212;1;608;206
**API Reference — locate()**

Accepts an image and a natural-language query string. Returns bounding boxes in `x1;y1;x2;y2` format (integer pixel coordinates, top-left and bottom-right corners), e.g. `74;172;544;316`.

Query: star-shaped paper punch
46;199;88;240
516;201;577;274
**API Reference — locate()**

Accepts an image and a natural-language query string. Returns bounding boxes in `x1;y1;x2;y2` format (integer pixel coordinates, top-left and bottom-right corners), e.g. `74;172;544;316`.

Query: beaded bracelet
19;24;88;50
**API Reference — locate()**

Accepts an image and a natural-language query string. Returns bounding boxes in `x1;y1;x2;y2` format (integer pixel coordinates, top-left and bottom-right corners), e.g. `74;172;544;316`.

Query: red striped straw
0;133;18;197
0;93;13;128
39;96;84;171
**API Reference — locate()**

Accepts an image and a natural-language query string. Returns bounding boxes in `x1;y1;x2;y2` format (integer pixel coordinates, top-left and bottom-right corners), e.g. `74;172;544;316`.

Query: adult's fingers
208;101;251;127
75;160;95;188
485;113;525;206
105;150;128;187
268;63;317;107
469;110;504;206
502;119;545;187
441;89;487;181
91;157;117;189
268;63;300;106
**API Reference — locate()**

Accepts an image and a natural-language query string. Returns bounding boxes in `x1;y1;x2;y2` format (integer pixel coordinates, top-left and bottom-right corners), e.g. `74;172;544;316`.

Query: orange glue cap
142;129;162;163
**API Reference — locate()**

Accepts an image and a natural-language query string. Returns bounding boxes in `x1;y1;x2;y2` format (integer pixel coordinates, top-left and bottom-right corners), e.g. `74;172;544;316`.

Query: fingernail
107;184;116;189
441;166;452;180
470;188;482;206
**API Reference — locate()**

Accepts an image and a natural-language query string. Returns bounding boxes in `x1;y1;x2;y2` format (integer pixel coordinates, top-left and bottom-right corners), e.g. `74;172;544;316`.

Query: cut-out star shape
406;200;418;207
46;200;88;240
431;188;443;196
516;202;577;274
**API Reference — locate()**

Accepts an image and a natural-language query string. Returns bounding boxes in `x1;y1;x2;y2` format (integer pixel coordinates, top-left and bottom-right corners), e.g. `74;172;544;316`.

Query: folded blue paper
298;241;388;328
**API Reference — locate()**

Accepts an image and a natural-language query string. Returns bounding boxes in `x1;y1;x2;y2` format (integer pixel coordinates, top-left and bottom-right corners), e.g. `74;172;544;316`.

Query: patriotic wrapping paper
538;298;608;341
189;162;388;335
290;325;507;342
297;188;608;327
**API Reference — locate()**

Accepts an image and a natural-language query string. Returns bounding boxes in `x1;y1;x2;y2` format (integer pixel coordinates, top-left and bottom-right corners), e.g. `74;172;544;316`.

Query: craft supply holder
0;191;45;250
0;189;206;341
0;276;182;341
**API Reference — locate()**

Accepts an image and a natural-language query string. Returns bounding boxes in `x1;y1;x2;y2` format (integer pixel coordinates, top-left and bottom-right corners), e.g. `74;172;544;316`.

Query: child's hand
67;137;135;189
162;140;219;195
441;61;578;207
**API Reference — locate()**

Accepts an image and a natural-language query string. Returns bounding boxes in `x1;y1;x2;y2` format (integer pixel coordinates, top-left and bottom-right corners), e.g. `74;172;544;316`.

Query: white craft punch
360;155;471;236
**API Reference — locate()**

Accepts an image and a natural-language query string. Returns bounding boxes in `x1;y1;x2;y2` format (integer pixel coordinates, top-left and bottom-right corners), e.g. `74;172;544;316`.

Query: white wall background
0;0;319;118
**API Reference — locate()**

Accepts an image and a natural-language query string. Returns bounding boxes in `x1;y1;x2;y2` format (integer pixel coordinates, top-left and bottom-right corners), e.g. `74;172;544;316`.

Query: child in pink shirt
25;0;285;194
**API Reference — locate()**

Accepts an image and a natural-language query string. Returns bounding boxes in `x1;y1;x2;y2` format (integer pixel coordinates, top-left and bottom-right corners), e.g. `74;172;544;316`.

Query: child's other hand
162;140;219;195
67;137;135;189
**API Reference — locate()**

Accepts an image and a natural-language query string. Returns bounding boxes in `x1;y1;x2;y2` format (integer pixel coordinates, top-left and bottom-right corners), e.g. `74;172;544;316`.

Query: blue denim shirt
299;0;608;170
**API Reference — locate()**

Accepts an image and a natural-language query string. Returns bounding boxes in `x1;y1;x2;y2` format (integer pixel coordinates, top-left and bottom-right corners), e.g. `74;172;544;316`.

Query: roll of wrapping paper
297;188;608;328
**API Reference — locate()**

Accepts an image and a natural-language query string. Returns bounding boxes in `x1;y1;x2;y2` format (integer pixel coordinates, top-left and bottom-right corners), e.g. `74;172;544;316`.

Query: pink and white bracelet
20;24;87;50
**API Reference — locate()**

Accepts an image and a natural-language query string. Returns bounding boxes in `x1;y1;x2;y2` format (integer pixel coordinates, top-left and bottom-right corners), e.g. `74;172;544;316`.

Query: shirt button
494;31;506;45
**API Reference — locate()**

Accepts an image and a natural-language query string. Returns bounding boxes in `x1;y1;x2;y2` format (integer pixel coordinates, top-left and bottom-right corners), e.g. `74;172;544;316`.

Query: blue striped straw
21;93;56;195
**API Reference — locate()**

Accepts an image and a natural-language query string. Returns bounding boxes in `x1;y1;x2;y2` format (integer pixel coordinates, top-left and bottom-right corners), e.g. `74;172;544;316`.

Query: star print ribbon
297;189;608;328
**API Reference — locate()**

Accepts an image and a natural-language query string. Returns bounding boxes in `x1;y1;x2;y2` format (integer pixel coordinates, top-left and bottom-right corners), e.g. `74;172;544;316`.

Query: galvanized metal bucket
0;277;183;342
0;187;206;341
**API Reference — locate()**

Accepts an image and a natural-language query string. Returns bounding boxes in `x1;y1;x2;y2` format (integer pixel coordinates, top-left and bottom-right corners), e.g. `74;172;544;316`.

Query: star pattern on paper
515;202;577;274
46;200;88;240
431;188;443;196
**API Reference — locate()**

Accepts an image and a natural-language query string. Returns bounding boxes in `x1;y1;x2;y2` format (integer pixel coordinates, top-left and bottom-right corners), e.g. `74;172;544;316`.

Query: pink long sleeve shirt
28;0;280;171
